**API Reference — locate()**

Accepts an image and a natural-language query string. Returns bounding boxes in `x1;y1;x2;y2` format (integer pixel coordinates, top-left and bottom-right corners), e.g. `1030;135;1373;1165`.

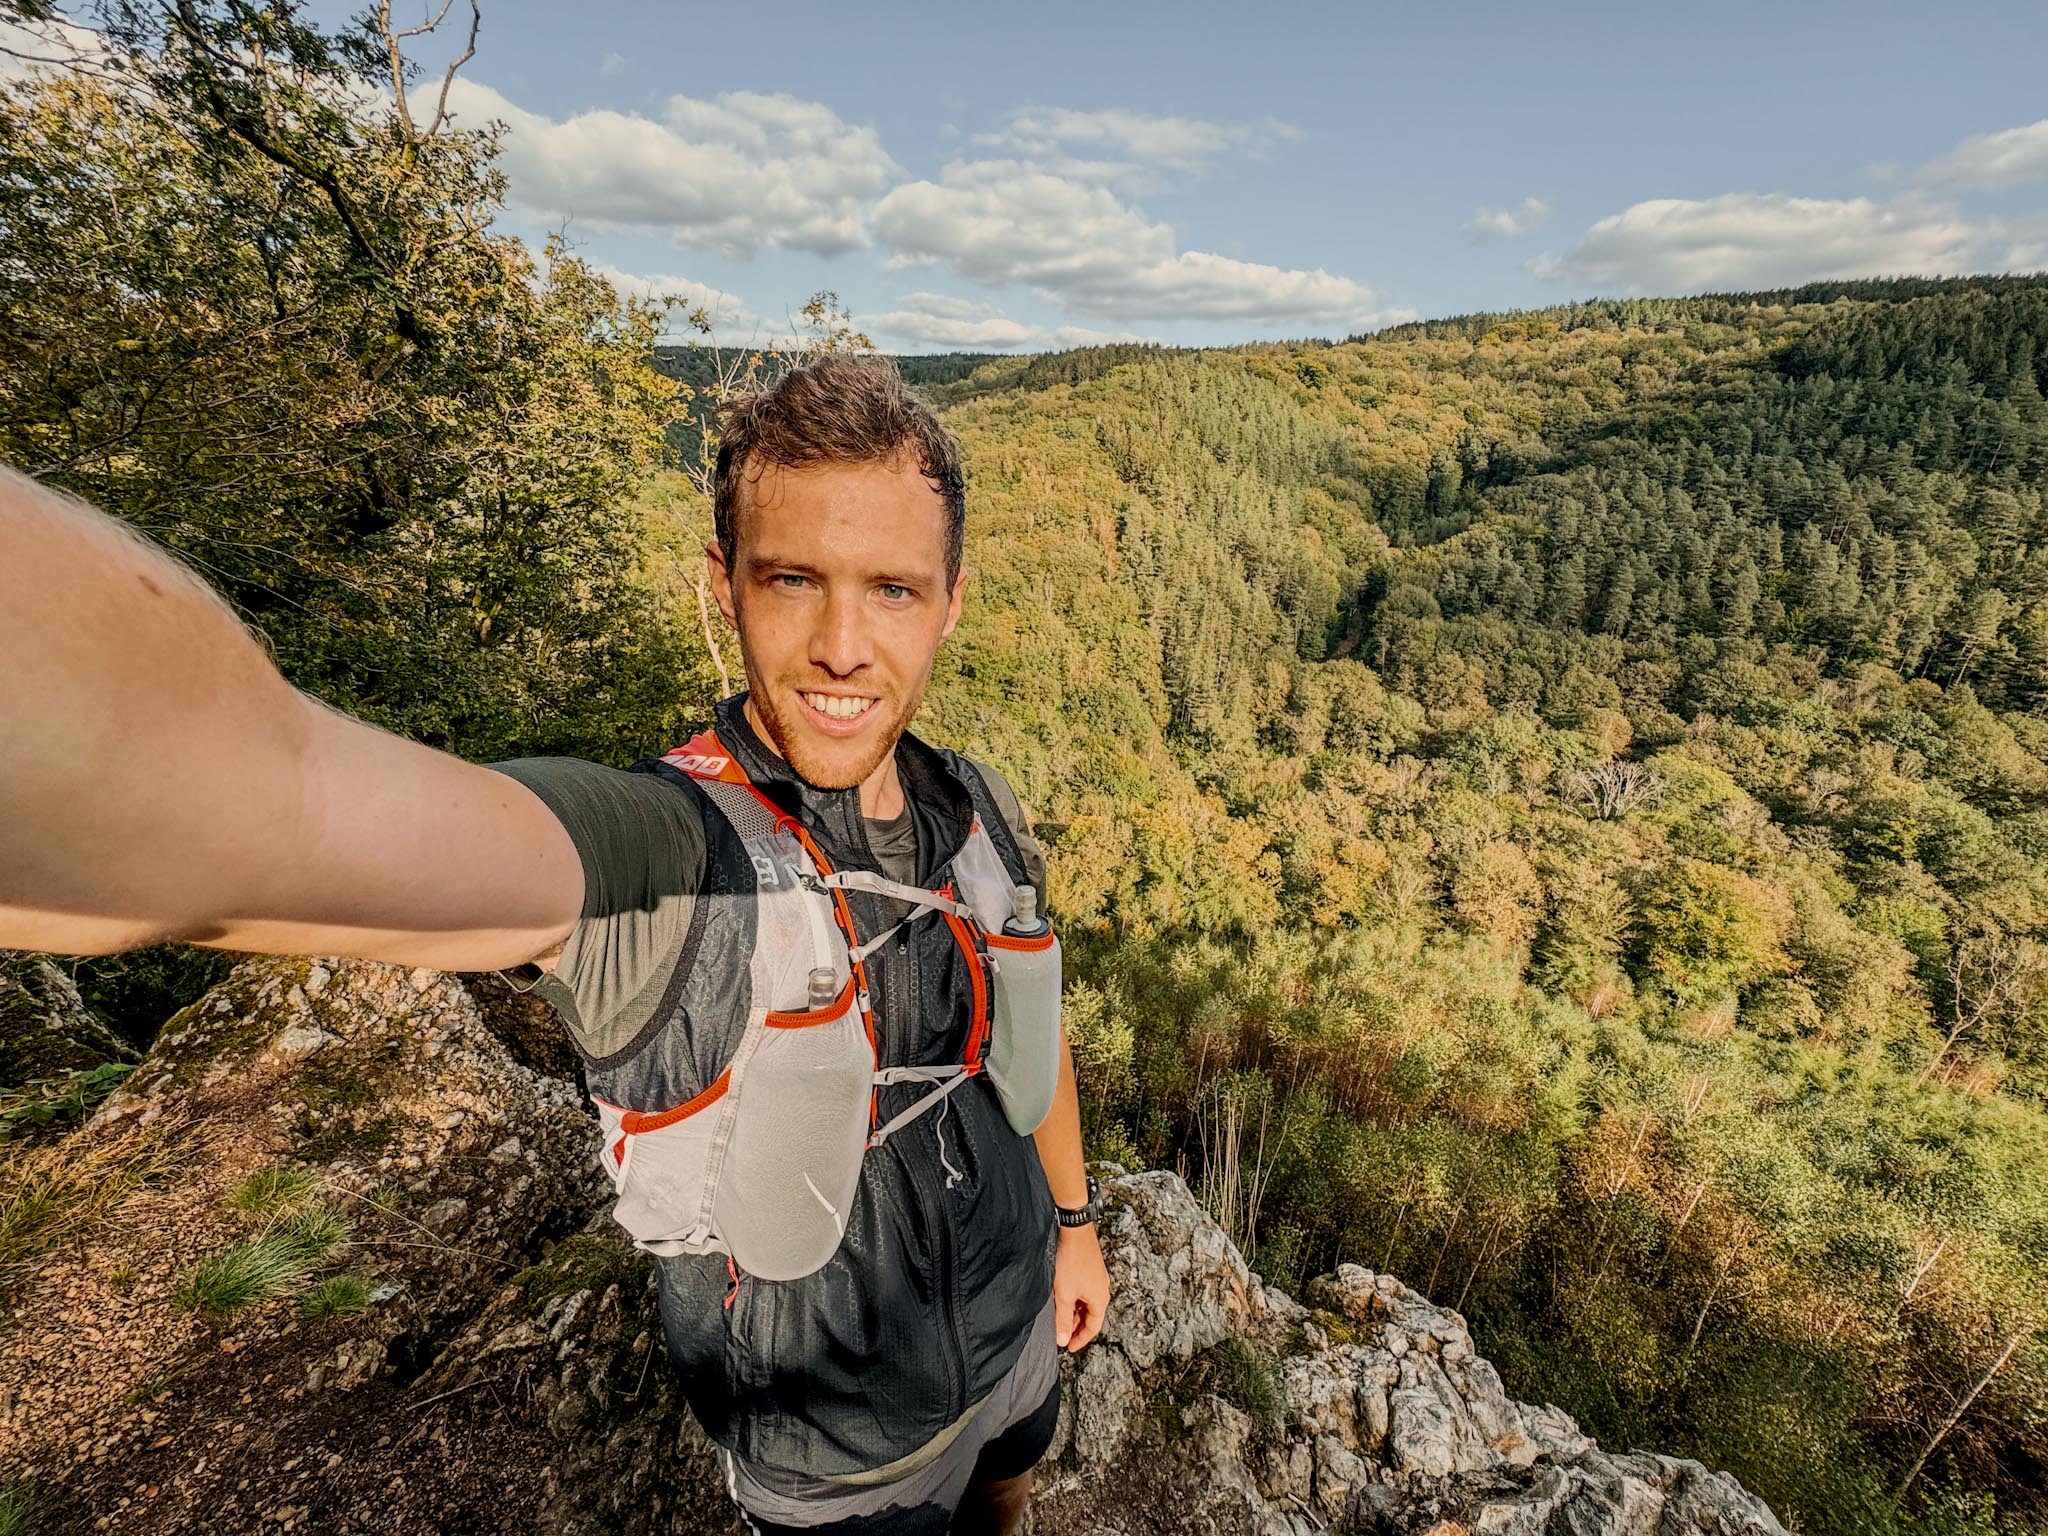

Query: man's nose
809;587;874;677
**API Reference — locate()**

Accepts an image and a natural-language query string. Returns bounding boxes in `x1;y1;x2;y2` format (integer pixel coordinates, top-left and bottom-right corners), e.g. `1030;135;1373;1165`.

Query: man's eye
774;574;807;589
880;584;910;601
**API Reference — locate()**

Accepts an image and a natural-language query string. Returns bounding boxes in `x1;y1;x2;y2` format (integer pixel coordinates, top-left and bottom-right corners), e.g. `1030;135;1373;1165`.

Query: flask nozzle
807;967;839;1009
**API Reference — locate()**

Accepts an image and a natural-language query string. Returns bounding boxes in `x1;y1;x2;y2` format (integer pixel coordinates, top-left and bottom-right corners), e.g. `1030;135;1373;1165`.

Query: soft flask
984;884;1063;1135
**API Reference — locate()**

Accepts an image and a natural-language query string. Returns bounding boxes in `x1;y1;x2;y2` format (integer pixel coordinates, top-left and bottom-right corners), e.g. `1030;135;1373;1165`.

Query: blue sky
196;1;2048;348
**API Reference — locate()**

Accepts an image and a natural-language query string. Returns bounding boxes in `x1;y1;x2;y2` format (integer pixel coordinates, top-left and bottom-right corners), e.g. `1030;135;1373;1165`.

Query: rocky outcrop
0;957;1787;1535
1029;1169;1787;1536
0;953;134;1088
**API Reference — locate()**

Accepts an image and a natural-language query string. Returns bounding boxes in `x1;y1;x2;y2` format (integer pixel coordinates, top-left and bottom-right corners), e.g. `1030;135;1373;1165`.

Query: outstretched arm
0;465;583;969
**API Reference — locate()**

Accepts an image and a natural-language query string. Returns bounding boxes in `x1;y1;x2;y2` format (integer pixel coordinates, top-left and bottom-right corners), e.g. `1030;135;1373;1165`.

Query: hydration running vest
587;729;1064;1283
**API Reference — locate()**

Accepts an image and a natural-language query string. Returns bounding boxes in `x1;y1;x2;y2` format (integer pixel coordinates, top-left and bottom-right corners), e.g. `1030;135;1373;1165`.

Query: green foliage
0;7;715;763
174;1203;351;1315
9;5;2048;1526
65;947;236;1055
511;1232;648;1312
910;280;2048;1534
227;1166;320;1218
298;1274;376;1320
1203;1335;1288;1435
0;1482;40;1536
0;1061;134;1144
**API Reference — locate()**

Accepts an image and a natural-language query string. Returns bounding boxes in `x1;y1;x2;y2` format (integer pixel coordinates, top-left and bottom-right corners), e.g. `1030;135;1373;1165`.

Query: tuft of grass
273;1203;350;1252
227;1166;319;1217
1204;1336;1288;1437
299;1274;375;1320
0;1481;40;1536
0;1121;187;1295
174;1204;352;1316
123;1367;185;1406
176;1236;324;1315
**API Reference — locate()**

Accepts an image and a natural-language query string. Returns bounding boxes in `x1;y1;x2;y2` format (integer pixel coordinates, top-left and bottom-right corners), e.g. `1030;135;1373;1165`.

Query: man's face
707;454;965;794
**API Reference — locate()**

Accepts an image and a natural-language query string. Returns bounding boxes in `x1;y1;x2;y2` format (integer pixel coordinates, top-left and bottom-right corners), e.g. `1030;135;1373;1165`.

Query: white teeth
801;692;875;721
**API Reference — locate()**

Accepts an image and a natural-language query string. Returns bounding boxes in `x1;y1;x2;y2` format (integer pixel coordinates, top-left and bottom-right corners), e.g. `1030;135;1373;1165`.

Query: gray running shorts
723;1298;1061;1532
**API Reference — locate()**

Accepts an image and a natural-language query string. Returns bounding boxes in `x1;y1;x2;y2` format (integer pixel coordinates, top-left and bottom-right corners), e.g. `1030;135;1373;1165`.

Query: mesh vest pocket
714;982;874;1281
984;931;1063;1136
593;1077;727;1255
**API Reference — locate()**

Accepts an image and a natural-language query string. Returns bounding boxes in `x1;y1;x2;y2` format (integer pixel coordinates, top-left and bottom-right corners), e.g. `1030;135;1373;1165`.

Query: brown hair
713;354;966;580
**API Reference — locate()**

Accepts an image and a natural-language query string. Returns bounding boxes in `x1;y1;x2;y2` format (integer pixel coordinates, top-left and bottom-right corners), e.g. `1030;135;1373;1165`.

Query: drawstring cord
932;1089;964;1189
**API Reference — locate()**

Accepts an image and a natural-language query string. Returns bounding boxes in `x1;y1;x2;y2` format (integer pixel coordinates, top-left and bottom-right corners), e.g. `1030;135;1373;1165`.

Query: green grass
174;1205;352;1316
1203;1336;1288;1436
226;1165;319;1217
272;1204;349;1252
0;1481;41;1536
0;1124;184;1294
298;1274;375;1320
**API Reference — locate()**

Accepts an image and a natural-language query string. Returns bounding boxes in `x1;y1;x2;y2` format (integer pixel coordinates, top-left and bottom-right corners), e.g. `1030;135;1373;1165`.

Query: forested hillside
2;8;2045;1533
902;286;2048;1536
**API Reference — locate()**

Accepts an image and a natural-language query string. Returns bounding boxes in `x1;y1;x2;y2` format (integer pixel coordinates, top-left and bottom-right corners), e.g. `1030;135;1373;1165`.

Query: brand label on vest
668;751;731;778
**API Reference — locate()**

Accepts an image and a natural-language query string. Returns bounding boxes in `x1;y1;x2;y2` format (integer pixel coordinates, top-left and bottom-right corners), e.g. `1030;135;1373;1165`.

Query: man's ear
706;537;739;627
939;565;968;642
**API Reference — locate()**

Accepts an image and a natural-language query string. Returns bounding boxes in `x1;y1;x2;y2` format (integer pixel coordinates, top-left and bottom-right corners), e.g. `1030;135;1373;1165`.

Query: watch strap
1054;1174;1102;1228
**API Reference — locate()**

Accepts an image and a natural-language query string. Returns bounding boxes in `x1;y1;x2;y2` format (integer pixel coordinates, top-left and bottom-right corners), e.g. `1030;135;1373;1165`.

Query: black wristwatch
1054;1174;1102;1229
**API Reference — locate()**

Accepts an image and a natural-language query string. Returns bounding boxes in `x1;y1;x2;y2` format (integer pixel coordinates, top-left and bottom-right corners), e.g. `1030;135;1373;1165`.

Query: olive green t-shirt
488;755;1045;1061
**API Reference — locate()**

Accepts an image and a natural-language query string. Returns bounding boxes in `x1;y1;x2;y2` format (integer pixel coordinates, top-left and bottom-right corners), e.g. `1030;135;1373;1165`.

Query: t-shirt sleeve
488;757;706;1060
963;759;1050;911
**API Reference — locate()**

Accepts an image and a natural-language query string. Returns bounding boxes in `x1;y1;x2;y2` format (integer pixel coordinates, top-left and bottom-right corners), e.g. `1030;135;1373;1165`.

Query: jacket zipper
904;932;968;1423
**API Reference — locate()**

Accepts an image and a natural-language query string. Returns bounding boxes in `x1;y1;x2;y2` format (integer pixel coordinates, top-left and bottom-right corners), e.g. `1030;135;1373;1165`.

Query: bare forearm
1032;1028;1088;1207
0;465;580;965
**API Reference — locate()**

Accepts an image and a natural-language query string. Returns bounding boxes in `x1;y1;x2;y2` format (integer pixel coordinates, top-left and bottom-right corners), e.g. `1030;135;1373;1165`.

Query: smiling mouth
796;690;880;726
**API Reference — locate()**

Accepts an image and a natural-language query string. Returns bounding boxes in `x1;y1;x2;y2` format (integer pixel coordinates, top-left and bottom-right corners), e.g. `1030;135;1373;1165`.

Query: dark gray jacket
585;694;1056;1477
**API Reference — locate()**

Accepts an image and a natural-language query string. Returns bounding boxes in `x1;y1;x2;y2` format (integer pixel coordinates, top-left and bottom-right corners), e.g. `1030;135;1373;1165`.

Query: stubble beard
746;668;931;792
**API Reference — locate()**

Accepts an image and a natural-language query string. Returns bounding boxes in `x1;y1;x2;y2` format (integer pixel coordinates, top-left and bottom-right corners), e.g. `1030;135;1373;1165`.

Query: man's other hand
1053;1223;1110;1352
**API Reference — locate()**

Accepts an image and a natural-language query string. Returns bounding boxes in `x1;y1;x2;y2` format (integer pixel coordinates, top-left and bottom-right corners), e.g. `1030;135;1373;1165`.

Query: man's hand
1053;1223;1110;1352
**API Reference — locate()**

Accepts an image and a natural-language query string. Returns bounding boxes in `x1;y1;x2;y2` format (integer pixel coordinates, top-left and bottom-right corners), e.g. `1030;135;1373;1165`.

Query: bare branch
1569;758;1663;820
427;0;480;136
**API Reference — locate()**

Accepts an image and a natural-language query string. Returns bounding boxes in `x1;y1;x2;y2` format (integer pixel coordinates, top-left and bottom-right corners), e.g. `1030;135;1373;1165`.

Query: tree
0;0;707;762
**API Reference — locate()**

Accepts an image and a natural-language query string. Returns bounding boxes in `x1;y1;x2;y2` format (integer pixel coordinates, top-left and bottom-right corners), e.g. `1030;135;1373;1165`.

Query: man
0;354;1111;1534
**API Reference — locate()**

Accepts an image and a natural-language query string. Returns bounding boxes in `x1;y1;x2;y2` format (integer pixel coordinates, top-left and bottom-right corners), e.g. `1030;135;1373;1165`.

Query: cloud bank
443;79;899;257
1531;117;2048;295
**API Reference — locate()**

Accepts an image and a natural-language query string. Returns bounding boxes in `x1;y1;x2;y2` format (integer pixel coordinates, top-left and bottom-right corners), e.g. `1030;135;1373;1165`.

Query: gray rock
1027;1168;1789;1536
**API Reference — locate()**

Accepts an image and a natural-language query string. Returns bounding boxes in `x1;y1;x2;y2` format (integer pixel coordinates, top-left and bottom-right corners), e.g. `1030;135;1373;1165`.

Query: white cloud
592;264;758;335
865;292;1152;351
873;164;1391;329
442;79;900;257
975;107;1298;174
1463;197;1550;243
0;15;111;81
597;51;627;79
1919;118;2048;190
968;106;1302;196
1529;192;2048;294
